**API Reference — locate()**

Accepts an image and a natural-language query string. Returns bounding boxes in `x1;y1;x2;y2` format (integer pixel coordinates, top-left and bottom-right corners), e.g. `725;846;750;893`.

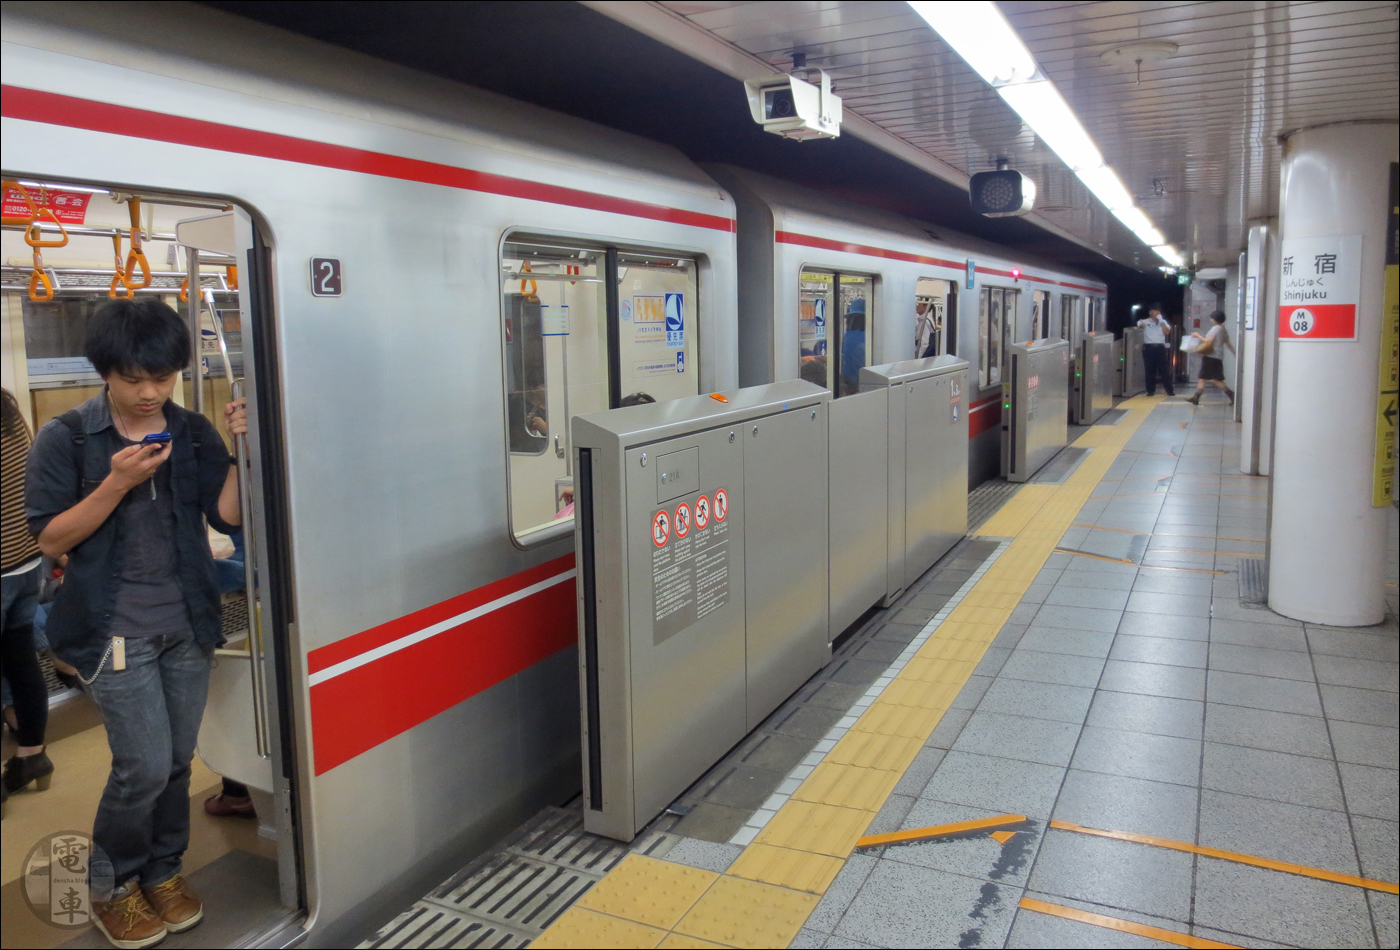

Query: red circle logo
713;489;728;522
694;495;710;529
674;502;691;538
651;510;670;547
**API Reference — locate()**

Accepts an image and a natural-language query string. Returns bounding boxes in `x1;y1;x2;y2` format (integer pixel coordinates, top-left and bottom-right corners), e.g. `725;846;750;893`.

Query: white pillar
1269;122;1398;625
1240;224;1278;475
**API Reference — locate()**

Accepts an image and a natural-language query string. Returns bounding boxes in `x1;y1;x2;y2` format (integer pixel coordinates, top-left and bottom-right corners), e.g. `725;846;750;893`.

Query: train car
709;166;1107;486
1;2;737;944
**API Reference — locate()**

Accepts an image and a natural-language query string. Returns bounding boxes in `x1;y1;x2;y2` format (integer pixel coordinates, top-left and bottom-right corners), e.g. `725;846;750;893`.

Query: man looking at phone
26;298;246;948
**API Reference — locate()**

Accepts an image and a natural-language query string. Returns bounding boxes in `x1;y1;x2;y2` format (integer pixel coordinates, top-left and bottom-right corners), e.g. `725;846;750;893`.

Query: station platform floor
365;392;1399;950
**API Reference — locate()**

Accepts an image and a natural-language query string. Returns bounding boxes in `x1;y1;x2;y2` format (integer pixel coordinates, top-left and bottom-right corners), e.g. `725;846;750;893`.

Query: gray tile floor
795;397;1400;949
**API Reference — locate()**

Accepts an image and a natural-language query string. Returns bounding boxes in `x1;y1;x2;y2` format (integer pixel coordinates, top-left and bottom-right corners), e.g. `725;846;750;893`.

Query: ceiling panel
658;0;1399;268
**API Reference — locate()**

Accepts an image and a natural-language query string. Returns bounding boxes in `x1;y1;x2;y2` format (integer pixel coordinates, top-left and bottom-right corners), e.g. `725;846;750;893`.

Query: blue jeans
86;627;211;889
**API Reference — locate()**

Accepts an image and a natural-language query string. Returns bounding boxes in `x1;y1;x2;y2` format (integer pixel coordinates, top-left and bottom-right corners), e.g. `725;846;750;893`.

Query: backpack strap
58;409;87;499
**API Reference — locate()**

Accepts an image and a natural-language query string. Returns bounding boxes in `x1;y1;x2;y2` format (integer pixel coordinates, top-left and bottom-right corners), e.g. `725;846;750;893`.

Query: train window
915;278;955;359
1060;294;1080;343
1032;290;1052;341
502;240;698;544
799;269;874;396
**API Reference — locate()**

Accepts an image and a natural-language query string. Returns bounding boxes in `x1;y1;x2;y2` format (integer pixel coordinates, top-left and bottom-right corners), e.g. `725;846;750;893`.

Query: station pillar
1268;122;1398;625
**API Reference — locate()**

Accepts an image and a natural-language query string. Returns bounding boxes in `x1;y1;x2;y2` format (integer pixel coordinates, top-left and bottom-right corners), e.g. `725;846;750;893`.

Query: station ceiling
615;1;1400;270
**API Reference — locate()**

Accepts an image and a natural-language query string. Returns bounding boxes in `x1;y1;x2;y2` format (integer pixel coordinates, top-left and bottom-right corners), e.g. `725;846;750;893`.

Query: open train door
176;208;306;936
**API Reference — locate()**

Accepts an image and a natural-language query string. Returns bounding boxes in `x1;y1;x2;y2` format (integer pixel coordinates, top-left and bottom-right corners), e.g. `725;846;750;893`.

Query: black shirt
109;426;190;638
25;393;237;676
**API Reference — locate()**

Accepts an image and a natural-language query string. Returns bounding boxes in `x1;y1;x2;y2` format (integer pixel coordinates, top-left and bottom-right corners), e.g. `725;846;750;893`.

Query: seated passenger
800;356;828;388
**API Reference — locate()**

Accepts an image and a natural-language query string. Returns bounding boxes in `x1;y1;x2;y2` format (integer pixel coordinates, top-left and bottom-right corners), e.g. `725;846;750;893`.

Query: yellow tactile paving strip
534;395;1164;948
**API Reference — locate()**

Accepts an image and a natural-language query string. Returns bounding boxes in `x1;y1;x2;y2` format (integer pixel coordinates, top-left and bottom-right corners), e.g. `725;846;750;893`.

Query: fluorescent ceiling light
994;82;1103;172
907;1;1035;85
909;0;1173;258
1075;165;1134;212
1153;245;1185;267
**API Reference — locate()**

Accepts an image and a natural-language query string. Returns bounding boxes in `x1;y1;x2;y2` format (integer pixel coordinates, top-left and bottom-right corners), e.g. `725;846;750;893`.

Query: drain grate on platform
1097;408;1129;425
968;480;1021;532
359;807;635;949
1239;557;1268;606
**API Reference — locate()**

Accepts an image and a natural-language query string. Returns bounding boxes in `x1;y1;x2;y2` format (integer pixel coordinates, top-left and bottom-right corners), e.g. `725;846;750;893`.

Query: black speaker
969;168;1036;217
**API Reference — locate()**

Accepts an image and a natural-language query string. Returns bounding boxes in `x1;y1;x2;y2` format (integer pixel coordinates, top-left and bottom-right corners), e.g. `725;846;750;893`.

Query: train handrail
27;256;55;302
204;287;272;759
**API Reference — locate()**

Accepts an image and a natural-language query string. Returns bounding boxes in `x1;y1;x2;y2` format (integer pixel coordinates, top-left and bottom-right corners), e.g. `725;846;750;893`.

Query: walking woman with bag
1188;310;1236;405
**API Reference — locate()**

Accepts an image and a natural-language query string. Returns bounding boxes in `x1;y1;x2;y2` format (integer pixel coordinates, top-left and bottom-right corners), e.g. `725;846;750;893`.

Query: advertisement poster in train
622;291;692;395
1278;234;1362;341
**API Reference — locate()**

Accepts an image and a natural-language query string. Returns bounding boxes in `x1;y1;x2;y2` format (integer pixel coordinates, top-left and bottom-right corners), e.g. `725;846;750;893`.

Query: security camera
969;160;1036;217
745;69;842;141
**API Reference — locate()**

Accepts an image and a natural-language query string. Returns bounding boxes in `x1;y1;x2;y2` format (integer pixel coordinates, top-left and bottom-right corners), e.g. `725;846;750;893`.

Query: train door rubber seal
1009;353;1019;477
605;249;622;410
247;231;307;908
577;448;603;810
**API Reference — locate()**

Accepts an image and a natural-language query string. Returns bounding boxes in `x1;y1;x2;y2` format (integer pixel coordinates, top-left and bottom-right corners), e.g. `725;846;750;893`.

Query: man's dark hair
84;299;191;377
1210;310;1227;323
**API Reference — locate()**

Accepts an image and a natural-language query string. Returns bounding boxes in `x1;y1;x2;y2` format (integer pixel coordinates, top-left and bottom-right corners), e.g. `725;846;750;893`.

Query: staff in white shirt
1136;305;1175;396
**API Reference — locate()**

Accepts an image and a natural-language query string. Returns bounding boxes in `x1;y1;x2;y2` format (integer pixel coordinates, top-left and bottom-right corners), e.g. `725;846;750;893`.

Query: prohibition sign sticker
694;495;710;529
652;510;670;547
674;502;691;538
713;489;728;522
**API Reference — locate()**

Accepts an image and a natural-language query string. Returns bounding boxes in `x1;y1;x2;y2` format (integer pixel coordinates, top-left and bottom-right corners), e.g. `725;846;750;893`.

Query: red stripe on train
307;556;577;775
0;85;736;234
967;395;1002;438
775;231;1104;293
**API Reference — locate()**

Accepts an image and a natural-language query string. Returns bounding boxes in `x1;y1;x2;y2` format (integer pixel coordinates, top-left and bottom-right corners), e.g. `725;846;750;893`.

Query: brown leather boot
143;875;204;934
93;879;167;949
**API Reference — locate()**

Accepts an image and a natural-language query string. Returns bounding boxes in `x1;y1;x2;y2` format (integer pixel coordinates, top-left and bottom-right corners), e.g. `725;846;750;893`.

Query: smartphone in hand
140;433;172;446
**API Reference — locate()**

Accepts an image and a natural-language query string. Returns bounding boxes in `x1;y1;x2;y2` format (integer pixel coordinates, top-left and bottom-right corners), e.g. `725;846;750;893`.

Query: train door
977;285;1019;391
914;278;956;359
502;239;701;547
798;268;873;396
0;177;301;946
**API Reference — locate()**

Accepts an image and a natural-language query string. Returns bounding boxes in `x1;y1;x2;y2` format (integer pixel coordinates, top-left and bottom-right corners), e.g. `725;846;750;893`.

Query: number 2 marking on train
311;258;342;296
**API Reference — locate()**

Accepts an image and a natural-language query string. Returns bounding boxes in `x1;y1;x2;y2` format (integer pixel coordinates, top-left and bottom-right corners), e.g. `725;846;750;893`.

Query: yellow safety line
855;814;1026;848
1019;898;1239;948
533;396;1165;949
1050;821;1400;894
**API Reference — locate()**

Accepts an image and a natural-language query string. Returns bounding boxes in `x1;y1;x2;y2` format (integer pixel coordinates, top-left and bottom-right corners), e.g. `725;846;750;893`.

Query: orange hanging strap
109;233;134;299
225;263;238;291
122;197;151;290
520;261;537;298
28;246;54;302
179;277;190;303
24;209;69;249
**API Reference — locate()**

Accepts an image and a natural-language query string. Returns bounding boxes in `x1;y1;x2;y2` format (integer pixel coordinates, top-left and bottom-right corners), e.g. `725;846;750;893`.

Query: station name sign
1278;234;1362;341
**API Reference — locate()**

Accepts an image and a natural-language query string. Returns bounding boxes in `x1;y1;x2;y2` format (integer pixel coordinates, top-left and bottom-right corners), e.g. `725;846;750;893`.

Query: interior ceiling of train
200;1;1397;279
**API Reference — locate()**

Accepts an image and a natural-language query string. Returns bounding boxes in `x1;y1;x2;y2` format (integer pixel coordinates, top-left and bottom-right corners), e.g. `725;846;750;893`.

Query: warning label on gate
651;494;731;645
713;489;728;522
1279;235;1362;340
652;510;670;547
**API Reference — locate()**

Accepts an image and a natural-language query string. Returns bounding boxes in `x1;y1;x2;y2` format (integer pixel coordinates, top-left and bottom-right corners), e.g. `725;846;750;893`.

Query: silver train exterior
2;2;737;943
710;166;1107;485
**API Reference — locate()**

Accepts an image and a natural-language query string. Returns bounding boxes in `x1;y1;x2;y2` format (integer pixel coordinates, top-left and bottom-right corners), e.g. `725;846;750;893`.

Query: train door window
502;240;699;544
915;277;954;359
1032;290;1052;341
1060;294;1079;343
799;269;874;396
